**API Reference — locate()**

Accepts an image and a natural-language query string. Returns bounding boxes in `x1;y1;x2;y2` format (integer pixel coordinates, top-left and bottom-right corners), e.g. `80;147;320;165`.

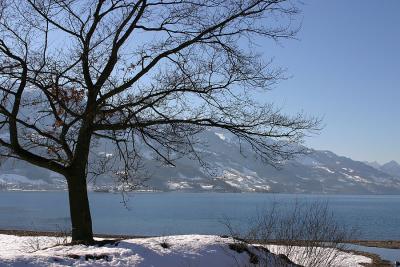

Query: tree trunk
66;171;94;243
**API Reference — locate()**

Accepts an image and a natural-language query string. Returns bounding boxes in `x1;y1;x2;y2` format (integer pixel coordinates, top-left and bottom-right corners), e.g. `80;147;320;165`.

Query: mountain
364;161;381;169
363;160;400;179
1;129;399;194
380;160;400;178
133;130;400;194
0;160;66;191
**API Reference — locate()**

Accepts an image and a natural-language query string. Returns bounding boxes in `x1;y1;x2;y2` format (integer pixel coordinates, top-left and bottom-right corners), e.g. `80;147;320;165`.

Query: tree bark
66;170;94;243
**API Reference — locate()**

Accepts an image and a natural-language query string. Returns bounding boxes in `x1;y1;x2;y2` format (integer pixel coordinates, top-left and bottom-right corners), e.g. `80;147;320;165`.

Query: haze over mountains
1;129;399;194
372;161;400;178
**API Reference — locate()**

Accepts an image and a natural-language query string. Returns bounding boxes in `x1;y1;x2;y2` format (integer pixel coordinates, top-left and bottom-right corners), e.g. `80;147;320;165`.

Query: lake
0;191;399;240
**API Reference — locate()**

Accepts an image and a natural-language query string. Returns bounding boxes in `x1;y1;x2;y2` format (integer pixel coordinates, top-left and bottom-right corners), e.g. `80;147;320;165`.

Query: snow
221;170;272;192
0;234;374;267
167;181;192;190
98;152;114;158
199;184;214;190
265;244;372;267
341;172;370;183
0;234;304;267
314;165;335;174
214;132;226;141
341;168;354;173
254;185;271;191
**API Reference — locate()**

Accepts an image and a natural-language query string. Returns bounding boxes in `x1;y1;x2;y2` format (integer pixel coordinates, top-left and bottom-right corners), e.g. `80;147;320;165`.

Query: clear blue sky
259;0;400;164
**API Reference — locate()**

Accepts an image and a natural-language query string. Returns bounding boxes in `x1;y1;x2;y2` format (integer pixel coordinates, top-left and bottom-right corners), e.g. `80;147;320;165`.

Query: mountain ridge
1;129;399;194
365;160;400;178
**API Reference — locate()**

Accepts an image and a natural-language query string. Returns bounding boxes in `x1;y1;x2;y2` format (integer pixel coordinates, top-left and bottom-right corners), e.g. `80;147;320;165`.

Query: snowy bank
265;244;372;267
0;234;372;266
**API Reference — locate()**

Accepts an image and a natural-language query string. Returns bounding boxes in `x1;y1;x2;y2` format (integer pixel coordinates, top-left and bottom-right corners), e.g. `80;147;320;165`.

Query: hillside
1;129;400;194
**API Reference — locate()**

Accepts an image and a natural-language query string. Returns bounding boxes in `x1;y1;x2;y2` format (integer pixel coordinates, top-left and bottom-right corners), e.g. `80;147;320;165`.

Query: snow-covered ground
0;234;372;267
265;244;372;267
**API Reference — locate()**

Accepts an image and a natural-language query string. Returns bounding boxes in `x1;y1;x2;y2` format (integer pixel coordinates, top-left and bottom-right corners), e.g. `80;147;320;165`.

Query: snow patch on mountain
214;132;226;141
314;166;335;173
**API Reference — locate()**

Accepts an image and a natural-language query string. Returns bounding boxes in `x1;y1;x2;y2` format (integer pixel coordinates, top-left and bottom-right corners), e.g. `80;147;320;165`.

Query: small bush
223;200;358;267
160;241;171;249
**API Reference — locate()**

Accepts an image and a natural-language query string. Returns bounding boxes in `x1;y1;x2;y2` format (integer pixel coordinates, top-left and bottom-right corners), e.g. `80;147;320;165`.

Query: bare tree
0;0;319;243
223;201;358;267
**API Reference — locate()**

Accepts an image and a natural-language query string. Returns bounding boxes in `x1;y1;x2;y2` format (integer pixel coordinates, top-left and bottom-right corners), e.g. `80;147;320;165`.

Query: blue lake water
0;191;399;240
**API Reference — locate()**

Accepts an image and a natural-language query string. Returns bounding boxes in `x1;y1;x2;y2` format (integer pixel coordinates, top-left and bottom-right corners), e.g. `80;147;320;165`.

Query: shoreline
3;189;400;195
0;229;148;239
346;240;400;249
1;229;400;248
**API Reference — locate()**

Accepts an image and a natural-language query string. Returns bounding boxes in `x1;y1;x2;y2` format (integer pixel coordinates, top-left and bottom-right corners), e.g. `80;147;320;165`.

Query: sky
20;0;399;165
258;0;400;164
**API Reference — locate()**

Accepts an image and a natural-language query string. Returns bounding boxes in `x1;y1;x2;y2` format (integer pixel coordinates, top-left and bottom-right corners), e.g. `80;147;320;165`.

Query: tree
0;0;319;243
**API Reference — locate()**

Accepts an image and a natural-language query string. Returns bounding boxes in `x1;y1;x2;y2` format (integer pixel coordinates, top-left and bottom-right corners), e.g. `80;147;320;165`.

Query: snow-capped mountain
1;128;399;194
131;130;400;194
